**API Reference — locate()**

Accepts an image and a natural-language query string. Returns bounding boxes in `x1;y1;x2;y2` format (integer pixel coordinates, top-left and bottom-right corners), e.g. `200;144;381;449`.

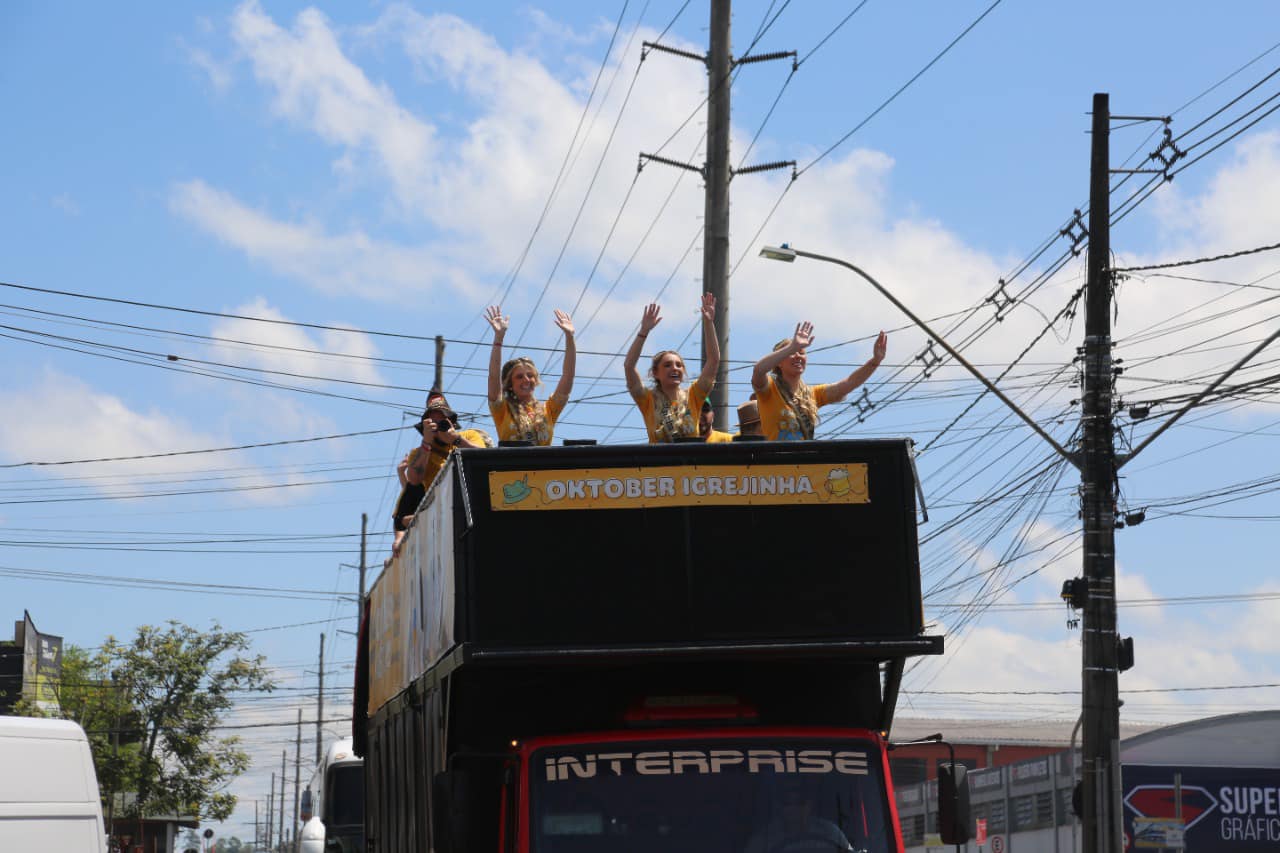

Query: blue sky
4;0;1280;841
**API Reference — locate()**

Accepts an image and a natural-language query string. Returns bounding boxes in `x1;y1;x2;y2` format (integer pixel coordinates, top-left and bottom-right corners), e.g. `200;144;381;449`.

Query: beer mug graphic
825;466;852;497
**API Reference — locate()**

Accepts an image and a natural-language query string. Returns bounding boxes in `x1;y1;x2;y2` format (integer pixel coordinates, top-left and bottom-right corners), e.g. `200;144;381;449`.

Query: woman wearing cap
751;321;886;441
484;306;577;445
623;293;720;443
391;394;492;555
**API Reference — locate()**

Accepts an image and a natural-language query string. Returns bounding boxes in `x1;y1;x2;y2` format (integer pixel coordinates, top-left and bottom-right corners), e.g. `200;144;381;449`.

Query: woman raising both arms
485;306;577;445
751;321;887;441
623;293;720;443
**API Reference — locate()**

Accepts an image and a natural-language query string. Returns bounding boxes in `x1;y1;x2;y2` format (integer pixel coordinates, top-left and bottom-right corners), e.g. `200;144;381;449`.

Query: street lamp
758;244;1075;464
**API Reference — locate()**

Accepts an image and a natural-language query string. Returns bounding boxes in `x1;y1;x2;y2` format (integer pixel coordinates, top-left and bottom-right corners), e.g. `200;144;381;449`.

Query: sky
4;0;1280;843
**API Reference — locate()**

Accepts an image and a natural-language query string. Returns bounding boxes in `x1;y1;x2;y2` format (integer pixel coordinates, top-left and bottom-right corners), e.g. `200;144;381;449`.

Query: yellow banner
489;462;868;510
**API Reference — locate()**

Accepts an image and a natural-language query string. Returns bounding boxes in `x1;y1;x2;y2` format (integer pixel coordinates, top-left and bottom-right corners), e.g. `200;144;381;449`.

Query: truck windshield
530;737;895;853
326;763;364;828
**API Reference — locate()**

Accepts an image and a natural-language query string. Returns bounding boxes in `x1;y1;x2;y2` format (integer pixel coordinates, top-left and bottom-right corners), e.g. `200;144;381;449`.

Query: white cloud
209;298;388;388
0;370;251;484
182;39;234;93
0;370;361;507
168;179;484;300
231;0;436;207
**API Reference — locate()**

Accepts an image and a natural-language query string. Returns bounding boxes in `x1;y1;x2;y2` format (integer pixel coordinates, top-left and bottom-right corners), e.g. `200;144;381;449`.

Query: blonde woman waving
623;293;720;443
751;321;886;441
485;305;577;445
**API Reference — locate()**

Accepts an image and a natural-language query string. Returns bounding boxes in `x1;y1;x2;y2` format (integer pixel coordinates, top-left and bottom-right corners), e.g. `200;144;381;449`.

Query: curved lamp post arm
761;245;1076;466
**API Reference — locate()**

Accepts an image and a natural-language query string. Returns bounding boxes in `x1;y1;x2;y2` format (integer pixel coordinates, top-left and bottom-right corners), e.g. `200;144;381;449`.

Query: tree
103;621;274;822
21;621;273;827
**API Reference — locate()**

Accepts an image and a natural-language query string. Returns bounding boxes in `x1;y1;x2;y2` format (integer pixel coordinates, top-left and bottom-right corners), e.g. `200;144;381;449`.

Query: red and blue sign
1124;764;1280;850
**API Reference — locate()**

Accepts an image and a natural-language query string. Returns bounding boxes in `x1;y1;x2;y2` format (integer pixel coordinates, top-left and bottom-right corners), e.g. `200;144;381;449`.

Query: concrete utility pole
266;775;274;850
1080;91;1122;853
359;513;368;626
316;633;325;764
293;709;302;848
279;752;287;849
433;335;445;395
704;0;732;430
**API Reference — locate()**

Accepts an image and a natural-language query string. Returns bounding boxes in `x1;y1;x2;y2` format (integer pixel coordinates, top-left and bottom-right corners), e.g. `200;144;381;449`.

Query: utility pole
266;775;274;851
433;335;445;393
359;513;368;626
704;0;732;430
278;751;287;850
293;709;302;849
254;799;260;851
1080;91;1122;853
316;633;325;764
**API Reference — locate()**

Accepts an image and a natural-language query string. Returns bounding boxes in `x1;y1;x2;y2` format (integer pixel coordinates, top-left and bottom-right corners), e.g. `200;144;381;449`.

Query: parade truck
353;439;960;853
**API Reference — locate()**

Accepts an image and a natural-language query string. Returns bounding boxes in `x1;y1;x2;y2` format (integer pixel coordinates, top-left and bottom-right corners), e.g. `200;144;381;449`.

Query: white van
0;716;108;852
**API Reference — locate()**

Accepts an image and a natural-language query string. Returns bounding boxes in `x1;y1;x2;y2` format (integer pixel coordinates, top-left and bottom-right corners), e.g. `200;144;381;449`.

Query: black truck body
355;439;942;853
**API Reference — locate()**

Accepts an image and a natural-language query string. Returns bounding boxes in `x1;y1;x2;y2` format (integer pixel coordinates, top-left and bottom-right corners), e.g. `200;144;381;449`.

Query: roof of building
890;716;1160;748
1119;710;1280;768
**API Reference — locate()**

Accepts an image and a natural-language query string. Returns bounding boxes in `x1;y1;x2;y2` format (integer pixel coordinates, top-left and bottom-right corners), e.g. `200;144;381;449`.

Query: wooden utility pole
1080;91;1122;853
704;0;732;430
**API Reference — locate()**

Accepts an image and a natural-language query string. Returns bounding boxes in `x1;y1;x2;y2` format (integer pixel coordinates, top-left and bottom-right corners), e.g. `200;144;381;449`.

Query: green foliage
30;621;273;824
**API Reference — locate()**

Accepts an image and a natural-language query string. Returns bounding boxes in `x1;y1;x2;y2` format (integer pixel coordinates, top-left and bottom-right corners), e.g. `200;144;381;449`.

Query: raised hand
872;330;887;363
792;320;815;351
699;292;716;322
484;305;509;336
640;303;662;335
553;309;575;337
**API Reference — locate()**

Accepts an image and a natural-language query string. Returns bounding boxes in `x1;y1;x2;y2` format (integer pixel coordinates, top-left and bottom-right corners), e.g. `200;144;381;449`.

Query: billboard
20;612;63;713
1124;764;1280;850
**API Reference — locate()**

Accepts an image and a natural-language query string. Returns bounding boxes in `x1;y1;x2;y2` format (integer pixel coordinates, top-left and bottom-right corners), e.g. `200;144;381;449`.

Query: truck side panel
367;680;458;853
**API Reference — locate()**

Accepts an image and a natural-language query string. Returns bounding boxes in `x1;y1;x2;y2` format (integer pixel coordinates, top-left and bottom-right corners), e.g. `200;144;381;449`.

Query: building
894;711;1280;852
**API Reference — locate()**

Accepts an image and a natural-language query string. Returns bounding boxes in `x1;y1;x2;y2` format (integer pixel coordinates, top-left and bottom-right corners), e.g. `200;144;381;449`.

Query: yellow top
705;429;734;444
755;374;832;441
630;377;713;443
488;394;567;446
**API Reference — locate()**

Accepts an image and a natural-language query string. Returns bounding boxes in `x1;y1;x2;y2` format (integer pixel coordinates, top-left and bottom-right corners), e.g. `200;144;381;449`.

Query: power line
797;0;1004;176
908;682;1280;697
0;426;403;469
0;564;356;601
1114;240;1280;273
